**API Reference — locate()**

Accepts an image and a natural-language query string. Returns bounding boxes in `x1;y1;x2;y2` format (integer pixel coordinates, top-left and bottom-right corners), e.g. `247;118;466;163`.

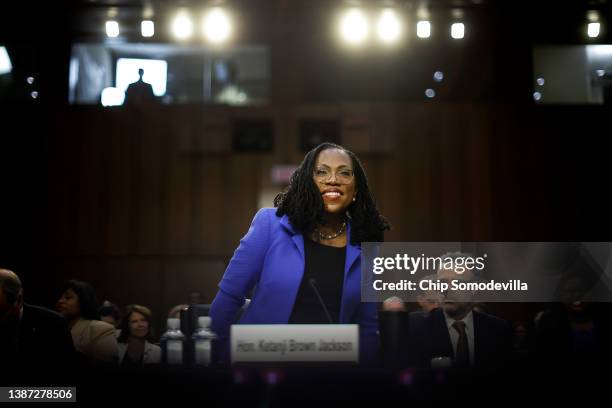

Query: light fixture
101;87;126;107
451;22;464;39
203;8;232;43
340;8;369;45
0;46;12;75
105;21;119;38
172;10;194;40
377;9;401;43
588;22;601;38
533;91;542;101
417;20;431;39
141;20;154;37
587;10;601;38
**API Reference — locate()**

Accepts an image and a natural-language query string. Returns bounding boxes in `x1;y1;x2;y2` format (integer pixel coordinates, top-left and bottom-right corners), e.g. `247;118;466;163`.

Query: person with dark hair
0;269;75;374
56;280;118;365
117;305;161;367
210;142;390;363
99;300;121;329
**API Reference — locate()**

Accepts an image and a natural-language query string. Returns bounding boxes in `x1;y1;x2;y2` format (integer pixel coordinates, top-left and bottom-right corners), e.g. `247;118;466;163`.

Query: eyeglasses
313;167;354;184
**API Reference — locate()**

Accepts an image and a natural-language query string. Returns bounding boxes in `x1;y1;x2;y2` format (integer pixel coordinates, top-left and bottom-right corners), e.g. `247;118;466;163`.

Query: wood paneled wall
34;101;558;329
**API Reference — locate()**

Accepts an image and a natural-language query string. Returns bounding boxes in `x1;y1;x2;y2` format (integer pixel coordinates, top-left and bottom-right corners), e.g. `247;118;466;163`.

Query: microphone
308;278;334;324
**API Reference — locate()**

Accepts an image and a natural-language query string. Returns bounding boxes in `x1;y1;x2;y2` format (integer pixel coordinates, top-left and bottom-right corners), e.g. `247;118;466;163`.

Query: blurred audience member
168;304;188;319
99;300;121;337
0;269;75;372
56;280;118;365
534;302;612;367
117;304;160;367
382;296;406;312
417;274;443;314
189;290;202;305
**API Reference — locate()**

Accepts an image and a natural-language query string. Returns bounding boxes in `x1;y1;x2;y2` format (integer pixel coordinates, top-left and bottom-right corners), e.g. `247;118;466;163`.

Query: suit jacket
406;308;512;369
71;318;118;365
210;207;379;363
2;303;75;374
118;341;161;365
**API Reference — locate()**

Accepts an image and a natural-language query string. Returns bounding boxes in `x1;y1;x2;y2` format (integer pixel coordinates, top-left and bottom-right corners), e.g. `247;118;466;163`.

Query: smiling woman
210;142;390;365
117;304;161;367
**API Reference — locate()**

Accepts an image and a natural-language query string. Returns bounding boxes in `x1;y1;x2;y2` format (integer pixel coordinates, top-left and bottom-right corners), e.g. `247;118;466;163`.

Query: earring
352;197;356;202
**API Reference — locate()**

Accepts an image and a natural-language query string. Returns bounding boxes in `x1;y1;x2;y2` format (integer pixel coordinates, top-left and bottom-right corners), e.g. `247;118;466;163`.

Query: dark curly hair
274;142;390;245
60;280;100;321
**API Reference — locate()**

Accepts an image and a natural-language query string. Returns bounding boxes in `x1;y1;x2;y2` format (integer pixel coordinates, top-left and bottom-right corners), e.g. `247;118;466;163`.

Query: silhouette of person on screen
124;68;156;105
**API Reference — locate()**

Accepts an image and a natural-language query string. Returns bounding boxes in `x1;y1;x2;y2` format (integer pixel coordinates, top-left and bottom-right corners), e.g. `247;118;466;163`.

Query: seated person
117;304;161;366
56;280;118;365
406;253;512;369
0;269;75;373
99;300;121;337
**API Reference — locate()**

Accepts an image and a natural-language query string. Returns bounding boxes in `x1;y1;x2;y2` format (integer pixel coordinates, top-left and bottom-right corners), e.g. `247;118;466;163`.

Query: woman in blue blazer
210;142;390;364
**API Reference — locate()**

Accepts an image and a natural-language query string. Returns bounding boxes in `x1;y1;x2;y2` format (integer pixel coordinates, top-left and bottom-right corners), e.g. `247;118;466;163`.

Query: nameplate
230;324;359;363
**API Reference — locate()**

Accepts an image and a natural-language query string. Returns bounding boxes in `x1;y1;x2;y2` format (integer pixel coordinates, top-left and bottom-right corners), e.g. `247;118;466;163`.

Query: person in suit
56;280;118;366
0;269;75;374
117;304;161;366
124;68;156;105
406;253;512;369
210;142;390;364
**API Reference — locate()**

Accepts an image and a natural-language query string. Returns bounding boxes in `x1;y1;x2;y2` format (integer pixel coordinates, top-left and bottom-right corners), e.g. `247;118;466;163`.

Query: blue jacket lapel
340;221;361;323
280;214;304;259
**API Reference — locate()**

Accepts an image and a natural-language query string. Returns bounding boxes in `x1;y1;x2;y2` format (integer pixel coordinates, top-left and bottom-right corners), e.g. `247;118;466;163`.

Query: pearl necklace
317;221;346;240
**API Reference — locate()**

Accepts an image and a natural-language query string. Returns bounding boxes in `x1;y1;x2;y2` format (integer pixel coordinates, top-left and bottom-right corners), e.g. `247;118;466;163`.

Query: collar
281;213;361;273
443;308;474;332
280;213;296;234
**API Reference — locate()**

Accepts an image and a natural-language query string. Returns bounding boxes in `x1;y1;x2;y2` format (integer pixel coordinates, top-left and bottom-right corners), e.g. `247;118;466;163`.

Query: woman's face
128;311;150;339
56;288;80;319
313;148;357;215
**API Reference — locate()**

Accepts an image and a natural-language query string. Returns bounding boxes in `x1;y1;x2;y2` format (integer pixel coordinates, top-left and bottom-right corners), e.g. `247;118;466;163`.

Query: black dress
289;237;346;324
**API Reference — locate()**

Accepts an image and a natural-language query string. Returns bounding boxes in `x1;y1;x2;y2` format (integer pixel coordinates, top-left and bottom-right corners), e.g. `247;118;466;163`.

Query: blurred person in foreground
0;268;75;373
210;142;390;364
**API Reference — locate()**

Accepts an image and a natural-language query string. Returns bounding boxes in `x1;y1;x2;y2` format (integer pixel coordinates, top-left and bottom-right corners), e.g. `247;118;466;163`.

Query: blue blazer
210;207;379;363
